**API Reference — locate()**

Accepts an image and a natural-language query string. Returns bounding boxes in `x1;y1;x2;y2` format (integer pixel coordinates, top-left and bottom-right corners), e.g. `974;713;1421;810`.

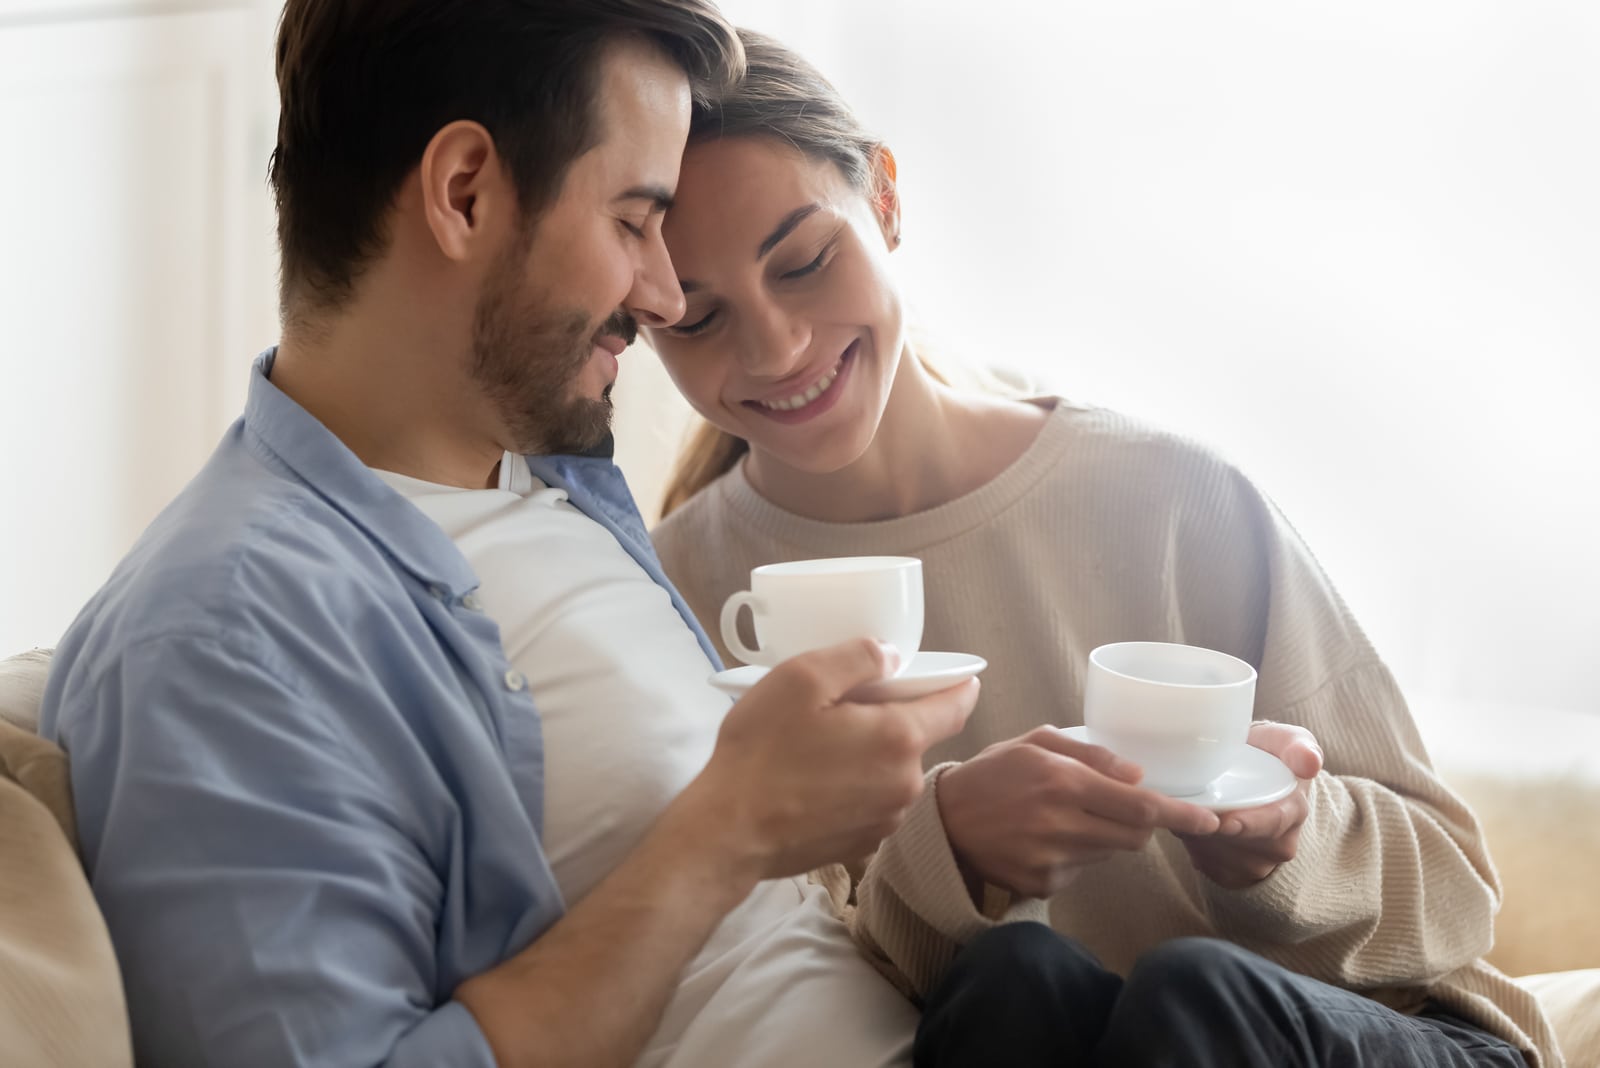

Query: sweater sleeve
1180;465;1501;990
849;763;1050;999
1197;659;1502;988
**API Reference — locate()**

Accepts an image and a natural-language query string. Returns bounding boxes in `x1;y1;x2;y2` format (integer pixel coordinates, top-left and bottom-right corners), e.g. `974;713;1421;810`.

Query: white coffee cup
720;556;924;669
1082;641;1257;796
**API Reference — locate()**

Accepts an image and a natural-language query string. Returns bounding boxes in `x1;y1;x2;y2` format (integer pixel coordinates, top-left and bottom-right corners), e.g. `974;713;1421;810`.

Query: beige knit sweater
652;399;1562;1068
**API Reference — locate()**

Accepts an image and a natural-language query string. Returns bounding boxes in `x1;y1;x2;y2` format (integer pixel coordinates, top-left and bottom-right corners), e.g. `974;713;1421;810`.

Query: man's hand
1179;721;1324;889
683;638;980;883
937;726;1222;900
459;639;974;1068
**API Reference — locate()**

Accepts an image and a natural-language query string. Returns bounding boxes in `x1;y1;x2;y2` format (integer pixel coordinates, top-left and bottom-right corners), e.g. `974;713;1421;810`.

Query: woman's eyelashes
671;308;718;337
668;240;838;339
780;244;832;280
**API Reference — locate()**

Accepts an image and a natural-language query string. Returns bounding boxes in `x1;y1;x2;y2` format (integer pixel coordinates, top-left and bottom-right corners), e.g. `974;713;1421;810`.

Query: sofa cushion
0;648;51;734
1519;970;1600;1068
1449;770;1600;979
0;716;133;1066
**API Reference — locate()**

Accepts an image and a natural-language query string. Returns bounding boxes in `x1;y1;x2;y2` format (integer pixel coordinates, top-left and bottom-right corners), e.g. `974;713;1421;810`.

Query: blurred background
2;0;1597;774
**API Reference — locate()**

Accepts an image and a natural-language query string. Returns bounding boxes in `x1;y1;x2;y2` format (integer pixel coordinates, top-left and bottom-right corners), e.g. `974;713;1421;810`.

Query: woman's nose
737;302;811;378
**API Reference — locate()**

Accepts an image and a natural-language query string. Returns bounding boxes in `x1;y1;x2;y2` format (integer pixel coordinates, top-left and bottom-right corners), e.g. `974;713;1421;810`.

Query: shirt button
504;669;526;692
462;593;483;612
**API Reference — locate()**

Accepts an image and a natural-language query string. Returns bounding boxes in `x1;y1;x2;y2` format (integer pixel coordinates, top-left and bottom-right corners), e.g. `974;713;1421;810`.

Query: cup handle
720;591;774;667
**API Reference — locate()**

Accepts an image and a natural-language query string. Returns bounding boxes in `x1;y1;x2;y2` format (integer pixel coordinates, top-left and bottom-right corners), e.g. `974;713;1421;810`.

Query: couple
39;2;1557;1066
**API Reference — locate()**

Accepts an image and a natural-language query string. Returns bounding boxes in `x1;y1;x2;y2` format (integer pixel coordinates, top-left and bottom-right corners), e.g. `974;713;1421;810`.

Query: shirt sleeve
61;633;498;1068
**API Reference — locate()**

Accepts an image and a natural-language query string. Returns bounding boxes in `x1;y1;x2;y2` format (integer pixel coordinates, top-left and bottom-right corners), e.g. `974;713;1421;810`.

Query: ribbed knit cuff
875;763;1048;938
852;763;1050;997
1197;772;1350;939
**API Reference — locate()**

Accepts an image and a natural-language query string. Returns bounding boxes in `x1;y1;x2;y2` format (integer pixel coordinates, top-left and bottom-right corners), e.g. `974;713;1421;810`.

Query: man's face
472;38;691;455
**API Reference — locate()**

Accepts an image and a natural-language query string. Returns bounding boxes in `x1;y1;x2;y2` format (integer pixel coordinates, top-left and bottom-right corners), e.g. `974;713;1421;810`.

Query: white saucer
709;651;988;702
1058;725;1298;812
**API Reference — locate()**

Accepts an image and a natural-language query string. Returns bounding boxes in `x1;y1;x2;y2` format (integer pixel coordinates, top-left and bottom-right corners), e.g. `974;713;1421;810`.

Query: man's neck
271;307;504;490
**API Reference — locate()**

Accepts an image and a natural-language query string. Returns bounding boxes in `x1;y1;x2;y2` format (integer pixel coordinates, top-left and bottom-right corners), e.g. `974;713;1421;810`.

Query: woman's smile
743;339;858;424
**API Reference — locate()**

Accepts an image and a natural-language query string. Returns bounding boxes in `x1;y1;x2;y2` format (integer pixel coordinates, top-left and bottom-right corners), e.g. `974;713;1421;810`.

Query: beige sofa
0;650;132;1067
2;647;1595;1065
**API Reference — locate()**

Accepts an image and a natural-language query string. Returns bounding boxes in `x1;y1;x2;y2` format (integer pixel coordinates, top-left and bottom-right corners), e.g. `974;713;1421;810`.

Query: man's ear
873;145;902;250
418;120;510;263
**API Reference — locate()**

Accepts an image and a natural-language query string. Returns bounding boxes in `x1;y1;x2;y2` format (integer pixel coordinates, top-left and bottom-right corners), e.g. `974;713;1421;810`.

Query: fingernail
875;642;901;674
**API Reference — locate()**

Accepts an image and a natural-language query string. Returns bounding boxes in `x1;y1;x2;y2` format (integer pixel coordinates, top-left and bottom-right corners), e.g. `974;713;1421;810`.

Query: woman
646;29;1560;1068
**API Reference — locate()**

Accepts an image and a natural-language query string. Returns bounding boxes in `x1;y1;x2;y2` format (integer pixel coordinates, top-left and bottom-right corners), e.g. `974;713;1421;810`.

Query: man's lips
593;311;638;358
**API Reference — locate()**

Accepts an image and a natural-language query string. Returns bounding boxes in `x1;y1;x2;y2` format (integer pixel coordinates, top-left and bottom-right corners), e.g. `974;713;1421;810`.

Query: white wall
704;0;1600;764
3;2;1596;772
0;0;280;655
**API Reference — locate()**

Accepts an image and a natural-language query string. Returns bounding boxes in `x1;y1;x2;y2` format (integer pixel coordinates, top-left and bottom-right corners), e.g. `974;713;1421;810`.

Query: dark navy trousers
915;924;1526;1068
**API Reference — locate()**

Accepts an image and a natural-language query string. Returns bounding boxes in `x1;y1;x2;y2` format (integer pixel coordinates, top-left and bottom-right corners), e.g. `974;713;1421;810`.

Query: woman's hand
1178;721;1324;889
936;726;1221;900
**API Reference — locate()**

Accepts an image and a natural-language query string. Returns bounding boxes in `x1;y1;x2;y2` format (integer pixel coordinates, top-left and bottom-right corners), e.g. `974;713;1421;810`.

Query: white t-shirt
375;455;916;1068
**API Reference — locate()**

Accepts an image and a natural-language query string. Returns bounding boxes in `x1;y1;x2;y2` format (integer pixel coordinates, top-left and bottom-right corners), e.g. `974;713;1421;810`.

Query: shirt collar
242;349;481;598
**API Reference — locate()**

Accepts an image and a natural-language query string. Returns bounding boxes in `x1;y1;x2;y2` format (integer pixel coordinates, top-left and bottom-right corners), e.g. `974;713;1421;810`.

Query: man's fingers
773;638;903;702
895;678;980;750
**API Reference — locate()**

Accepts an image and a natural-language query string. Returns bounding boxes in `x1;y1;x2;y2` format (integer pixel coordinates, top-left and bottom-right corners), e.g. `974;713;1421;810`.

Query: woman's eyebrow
757;204;820;258
678;204;825;294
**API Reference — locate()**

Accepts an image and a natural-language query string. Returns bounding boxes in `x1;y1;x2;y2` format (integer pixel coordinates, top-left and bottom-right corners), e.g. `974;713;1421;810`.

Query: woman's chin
749;434;871;480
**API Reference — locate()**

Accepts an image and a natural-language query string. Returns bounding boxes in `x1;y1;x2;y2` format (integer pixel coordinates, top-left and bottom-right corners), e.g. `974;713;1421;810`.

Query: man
40;3;979;1065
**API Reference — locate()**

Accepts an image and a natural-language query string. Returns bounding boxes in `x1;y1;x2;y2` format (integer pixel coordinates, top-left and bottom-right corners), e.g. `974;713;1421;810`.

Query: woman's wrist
932;763;988;905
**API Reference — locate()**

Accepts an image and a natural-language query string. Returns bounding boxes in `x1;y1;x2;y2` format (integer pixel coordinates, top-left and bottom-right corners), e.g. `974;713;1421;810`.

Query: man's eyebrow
758;204;820;258
614;185;675;212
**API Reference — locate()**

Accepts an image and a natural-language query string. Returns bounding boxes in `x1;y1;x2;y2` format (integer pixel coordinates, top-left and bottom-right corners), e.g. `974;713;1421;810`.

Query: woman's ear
873;145;902;250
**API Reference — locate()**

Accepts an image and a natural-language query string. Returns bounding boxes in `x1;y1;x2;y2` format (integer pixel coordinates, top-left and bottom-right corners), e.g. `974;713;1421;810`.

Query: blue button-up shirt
40;351;720;1067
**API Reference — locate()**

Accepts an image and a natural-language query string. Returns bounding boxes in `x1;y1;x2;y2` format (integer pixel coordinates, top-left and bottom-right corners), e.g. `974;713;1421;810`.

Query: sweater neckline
714;397;1085;554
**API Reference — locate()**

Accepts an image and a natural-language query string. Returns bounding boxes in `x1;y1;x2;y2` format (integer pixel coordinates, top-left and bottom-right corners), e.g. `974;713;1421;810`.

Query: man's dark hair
268;0;744;319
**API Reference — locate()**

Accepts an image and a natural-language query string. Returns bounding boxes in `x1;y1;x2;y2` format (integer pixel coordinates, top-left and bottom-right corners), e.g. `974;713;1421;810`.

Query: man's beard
469;250;636;456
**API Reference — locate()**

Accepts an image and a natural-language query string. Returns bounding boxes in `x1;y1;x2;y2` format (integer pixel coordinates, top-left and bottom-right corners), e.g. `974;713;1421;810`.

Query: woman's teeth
758;361;842;412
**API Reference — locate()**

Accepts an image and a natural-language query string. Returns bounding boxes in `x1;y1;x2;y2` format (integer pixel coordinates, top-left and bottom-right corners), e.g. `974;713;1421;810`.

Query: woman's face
647;136;906;474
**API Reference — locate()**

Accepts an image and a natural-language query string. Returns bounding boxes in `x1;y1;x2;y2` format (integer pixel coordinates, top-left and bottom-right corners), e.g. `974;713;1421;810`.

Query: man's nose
628;231;687;328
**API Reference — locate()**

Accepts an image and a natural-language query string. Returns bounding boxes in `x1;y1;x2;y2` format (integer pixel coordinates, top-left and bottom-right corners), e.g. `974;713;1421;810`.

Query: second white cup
720;556;924;669
1083;641;1257;796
